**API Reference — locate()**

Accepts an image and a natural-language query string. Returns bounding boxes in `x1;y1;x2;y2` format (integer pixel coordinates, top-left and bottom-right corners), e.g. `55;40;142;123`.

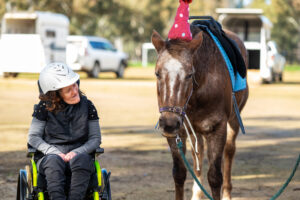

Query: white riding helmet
38;62;80;94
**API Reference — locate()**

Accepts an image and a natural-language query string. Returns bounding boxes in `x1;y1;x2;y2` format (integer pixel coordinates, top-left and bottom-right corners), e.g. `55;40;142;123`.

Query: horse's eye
155;71;160;79
185;73;193;80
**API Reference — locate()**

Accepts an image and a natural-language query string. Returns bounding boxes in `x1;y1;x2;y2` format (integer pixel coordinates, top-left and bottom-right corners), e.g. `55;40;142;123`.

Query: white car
66;36;128;78
267;41;286;82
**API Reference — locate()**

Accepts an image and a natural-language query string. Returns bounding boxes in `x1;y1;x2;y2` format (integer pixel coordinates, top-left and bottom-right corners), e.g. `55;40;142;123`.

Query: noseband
159;106;186;116
159;87;193;118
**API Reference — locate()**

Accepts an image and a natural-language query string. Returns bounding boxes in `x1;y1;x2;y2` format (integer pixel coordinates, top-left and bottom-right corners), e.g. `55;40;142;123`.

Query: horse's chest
193;117;223;134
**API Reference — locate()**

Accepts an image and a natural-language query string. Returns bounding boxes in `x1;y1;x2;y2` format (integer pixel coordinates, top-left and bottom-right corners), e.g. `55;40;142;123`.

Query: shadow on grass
0;124;299;200
276;81;300;85
244;116;300;122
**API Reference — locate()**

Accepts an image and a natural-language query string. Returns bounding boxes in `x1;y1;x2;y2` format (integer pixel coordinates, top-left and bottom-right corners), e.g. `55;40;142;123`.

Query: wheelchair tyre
16;169;28;200
25;165;32;193
101;169;111;200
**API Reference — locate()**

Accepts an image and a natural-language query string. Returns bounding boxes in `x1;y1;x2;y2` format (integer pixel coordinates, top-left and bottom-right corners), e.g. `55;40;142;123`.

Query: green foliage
250;0;300;63
128;61;155;68
0;0;299;63
285;64;300;71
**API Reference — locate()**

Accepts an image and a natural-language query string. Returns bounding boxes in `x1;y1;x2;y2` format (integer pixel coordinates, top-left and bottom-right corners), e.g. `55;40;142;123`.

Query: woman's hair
39;89;84;113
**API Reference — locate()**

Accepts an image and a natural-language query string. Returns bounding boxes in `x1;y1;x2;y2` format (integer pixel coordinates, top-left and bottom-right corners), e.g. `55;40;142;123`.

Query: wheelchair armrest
95;147;104;156
27;147;37;158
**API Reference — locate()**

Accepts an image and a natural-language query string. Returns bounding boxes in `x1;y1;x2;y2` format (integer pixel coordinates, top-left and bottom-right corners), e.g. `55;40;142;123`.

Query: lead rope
185;115;199;154
176;135;214;200
183;122;200;171
184;114;201;171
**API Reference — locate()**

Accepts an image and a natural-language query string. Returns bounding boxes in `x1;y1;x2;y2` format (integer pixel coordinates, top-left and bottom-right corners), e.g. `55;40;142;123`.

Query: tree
251;0;300;63
0;0;239;61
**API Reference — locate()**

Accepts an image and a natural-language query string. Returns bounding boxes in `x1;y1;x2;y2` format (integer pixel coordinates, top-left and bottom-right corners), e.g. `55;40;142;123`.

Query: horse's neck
194;32;221;82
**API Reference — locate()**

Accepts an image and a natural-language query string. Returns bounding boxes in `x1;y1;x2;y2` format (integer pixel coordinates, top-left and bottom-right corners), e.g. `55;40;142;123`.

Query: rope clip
176;134;181;144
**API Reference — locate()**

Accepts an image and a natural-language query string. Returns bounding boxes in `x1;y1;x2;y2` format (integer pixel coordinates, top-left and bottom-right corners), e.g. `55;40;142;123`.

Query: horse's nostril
163;121;181;133
159;118;165;128
159;115;181;133
164;125;176;133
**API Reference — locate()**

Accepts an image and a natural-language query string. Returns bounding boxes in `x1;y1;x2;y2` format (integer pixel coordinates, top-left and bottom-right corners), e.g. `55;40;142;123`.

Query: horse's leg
222;120;239;200
191;135;204;200
206;122;227;200
222;89;248;200
167;137;187;200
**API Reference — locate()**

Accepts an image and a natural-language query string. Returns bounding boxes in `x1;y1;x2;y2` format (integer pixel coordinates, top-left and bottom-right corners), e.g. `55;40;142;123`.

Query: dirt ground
0;68;299;200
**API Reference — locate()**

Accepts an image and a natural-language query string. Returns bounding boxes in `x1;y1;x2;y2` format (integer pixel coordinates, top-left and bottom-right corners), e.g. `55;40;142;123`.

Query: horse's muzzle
159;114;182;137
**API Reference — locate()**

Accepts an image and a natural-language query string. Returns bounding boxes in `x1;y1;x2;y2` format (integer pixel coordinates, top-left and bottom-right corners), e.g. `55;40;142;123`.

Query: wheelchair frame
16;146;111;200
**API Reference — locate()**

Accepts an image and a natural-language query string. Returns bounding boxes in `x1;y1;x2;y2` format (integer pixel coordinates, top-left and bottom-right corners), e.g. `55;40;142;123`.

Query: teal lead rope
176;138;214;200
270;154;300;200
176;136;300;200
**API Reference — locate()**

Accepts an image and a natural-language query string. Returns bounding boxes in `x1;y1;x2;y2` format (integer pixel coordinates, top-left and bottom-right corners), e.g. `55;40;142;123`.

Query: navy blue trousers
39;153;94;200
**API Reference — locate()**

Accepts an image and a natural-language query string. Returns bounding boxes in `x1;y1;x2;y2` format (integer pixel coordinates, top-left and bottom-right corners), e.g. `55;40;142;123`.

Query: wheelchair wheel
101;169;111;200
25;165;32;193
16;169;28;200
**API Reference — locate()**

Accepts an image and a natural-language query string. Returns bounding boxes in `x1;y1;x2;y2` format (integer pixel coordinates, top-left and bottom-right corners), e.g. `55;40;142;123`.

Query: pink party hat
168;0;193;41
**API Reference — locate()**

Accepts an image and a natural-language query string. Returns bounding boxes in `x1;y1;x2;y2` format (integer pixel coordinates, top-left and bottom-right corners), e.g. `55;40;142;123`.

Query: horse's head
152;30;203;137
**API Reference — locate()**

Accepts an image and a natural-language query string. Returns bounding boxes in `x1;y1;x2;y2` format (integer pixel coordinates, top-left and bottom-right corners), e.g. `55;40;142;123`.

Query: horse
151;24;249;200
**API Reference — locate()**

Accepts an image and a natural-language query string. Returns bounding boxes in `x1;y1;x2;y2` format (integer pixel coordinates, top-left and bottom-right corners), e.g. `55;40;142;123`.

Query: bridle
158;83;194;118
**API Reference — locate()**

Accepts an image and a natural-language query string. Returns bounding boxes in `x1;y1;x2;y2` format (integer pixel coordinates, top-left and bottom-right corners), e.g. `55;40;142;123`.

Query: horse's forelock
165;39;191;56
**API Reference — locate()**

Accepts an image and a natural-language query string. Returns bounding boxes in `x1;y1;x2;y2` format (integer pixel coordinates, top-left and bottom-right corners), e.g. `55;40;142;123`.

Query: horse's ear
189;32;203;53
151;30;165;53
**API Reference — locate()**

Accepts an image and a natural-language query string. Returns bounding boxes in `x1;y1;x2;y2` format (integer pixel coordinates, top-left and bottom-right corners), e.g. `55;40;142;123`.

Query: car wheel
89;62;100;78
116;63;125;78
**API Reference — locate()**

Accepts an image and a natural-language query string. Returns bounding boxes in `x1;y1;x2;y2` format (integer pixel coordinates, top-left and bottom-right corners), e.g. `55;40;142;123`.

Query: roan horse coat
152;25;249;200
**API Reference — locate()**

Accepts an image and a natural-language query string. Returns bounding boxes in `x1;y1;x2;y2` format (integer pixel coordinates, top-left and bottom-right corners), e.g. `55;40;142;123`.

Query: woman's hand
65;152;77;162
58;153;67;162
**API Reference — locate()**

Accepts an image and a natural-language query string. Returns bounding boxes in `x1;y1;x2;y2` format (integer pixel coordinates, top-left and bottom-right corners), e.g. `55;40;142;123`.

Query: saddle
191;17;247;78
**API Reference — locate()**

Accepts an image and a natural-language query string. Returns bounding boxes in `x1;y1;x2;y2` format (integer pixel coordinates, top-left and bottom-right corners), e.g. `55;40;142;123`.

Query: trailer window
4;18;35;34
248;50;260;69
222;18;262;42
46;30;56;38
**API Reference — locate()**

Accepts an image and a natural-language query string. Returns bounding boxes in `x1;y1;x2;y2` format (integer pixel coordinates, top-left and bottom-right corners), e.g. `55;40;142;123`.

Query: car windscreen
89;41;115;51
89;41;106;50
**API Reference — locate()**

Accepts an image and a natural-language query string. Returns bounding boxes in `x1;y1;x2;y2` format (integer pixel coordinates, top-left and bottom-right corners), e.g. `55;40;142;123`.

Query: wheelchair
16;145;111;200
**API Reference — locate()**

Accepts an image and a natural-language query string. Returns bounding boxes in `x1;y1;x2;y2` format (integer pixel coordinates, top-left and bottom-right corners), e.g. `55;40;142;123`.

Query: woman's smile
59;83;80;104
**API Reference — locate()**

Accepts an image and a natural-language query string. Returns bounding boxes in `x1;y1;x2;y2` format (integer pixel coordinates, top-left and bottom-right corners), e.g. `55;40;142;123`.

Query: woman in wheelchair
27;62;102;200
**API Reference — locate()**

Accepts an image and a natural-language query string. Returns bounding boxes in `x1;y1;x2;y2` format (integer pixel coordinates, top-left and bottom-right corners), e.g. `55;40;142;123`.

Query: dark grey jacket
28;96;101;155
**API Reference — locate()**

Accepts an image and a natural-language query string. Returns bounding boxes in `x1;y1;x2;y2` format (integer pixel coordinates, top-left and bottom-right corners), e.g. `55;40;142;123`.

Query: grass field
0;67;299;200
284;64;300;71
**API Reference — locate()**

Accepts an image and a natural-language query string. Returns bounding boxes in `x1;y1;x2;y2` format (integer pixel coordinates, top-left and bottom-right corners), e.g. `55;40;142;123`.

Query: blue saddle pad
195;24;247;92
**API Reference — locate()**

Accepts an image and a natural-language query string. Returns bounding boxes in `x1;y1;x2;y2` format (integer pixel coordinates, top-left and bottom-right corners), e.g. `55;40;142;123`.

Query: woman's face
59;83;80;104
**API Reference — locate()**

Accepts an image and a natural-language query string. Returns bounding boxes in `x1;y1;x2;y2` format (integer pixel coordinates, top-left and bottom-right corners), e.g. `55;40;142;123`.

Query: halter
159;86;193;117
157;82;201;172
